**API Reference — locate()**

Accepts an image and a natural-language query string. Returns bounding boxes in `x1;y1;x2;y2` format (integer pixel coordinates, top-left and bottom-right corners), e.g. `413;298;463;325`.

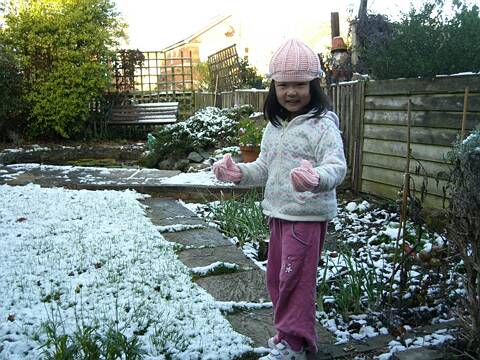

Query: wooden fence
360;75;480;208
325;81;365;191
194;89;268;112
192;75;480;209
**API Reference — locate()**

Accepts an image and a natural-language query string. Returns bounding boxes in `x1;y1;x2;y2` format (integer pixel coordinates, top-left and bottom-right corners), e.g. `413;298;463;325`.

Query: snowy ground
0;183;253;359
0;167;460;360
185;194;459;359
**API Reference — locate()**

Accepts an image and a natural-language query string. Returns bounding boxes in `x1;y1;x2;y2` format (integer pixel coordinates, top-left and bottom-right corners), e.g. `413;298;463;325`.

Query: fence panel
360;74;480;208
194;92;216;111
325;81;364;191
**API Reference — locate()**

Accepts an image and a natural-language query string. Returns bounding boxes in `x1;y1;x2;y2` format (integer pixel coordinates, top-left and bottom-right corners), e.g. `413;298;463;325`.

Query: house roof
161;14;232;52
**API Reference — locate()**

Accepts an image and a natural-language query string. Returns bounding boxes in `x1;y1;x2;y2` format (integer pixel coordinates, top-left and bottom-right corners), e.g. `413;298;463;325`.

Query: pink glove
212;154;243;183
290;159;319;192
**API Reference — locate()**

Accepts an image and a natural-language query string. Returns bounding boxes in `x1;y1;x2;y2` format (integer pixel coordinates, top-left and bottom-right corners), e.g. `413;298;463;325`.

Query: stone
140;198;196;219
392;347;446;360
178;245;255;270
158;158;175;169
199;150;212;159
162;227;232;247
187;151;203;163
186;163;209;172
173;159;190;171
195;269;269;302
226;308;275;348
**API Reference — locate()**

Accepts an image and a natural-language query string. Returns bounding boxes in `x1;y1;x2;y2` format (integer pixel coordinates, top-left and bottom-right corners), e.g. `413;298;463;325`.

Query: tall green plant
1;0;126;138
207;190;269;260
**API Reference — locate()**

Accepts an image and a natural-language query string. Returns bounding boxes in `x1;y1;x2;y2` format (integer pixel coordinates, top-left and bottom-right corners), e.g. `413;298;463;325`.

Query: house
160;15;248;90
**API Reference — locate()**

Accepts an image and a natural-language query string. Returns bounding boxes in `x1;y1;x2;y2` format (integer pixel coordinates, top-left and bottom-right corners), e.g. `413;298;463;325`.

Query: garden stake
399;98;413;298
386;99;412;320
461;87;469;141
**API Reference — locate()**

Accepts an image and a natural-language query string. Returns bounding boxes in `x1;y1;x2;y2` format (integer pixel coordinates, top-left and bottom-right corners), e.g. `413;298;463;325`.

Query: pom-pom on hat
267;38;322;82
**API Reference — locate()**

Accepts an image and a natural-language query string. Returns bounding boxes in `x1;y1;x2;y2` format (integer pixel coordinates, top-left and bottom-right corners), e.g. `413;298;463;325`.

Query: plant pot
239;145;260;163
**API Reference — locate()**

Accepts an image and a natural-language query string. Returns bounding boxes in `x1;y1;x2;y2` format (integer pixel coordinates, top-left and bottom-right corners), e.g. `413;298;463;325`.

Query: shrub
238;117;266;147
0;44;26;139
0;0;126;139
238;58;264;89
355;1;480;79
144;105;254;167
447;130;480;355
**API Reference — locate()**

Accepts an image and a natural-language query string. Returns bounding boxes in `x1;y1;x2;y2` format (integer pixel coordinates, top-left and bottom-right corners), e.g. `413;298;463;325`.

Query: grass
206;190;269;260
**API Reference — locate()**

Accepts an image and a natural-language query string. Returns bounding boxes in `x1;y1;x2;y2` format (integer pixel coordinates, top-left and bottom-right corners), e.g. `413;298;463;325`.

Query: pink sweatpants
266;218;327;353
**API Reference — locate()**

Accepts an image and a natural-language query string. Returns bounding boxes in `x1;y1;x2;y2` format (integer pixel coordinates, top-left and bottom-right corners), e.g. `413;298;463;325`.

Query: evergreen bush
0;45;25;139
0;0;125;139
144;105;254;167
355;1;480;79
447;130;480;355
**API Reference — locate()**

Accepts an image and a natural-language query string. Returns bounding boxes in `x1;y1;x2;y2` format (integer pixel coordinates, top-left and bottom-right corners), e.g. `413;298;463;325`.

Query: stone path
142;197;348;359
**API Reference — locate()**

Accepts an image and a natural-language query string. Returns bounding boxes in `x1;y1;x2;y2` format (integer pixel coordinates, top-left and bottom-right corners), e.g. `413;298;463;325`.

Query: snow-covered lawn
0;184;252;359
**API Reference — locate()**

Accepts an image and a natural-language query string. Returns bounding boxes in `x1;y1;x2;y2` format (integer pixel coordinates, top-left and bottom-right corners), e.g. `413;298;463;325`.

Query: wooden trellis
207;44;242;93
113;50;194;118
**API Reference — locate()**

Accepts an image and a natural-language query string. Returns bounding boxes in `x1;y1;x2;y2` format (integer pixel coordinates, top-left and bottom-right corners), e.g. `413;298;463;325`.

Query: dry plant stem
388;99;412;312
461;87;469;141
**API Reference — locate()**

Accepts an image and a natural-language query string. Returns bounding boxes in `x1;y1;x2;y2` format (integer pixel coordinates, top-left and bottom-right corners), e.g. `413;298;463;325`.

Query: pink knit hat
267;38;322;82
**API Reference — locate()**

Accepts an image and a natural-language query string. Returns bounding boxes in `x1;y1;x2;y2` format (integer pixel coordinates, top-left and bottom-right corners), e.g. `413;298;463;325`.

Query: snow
374;329;455;359
0;164;459;358
0;184;253;359
190;262;240;276
157;224;206;233
159;171;233;186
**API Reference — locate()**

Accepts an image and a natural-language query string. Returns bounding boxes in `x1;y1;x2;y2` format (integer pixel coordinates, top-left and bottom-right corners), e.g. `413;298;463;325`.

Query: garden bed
0;141;146;167
184;189;461;358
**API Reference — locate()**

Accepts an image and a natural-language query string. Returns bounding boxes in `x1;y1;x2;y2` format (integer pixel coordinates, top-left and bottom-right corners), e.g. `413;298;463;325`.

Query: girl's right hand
212;154;243;183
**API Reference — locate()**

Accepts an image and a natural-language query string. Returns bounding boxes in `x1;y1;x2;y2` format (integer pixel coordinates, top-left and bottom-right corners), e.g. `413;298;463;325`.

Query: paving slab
226;309;275;348
178;245;256;270
195;269;270;303
0;164;260;200
392;347;446;360
162;227;232;247
226;308;347;360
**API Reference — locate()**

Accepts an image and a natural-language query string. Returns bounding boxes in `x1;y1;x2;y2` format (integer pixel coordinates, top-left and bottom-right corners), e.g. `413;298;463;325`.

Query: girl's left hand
290;159;319;192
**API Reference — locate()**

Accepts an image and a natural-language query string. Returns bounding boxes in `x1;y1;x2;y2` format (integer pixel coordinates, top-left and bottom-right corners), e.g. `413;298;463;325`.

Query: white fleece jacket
237;110;346;222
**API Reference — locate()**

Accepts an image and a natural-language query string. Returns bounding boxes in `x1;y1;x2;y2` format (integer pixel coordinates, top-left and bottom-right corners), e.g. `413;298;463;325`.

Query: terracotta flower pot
239;145;260;163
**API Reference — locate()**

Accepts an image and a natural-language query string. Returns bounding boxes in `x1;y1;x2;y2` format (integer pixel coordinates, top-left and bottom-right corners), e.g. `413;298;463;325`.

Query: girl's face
274;81;311;115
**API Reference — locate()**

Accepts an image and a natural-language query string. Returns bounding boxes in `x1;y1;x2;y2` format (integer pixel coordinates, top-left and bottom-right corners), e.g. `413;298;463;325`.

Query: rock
187;151;203;163
199;150;212;159
158;158;175;170
187;163;210;172
174;159;190;171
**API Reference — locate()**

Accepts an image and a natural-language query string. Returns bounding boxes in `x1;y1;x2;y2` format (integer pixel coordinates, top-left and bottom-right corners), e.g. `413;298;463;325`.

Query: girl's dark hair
263;78;332;127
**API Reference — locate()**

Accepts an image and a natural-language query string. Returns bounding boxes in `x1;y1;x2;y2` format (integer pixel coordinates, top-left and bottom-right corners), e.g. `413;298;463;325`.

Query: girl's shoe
259;340;307;360
267;336;278;349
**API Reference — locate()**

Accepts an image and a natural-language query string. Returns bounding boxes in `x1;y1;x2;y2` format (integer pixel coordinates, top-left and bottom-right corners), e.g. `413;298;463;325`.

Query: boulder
187;151;204;163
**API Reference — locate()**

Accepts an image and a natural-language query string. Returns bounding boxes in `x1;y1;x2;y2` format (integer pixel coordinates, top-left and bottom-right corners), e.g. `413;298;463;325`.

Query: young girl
213;38;346;359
